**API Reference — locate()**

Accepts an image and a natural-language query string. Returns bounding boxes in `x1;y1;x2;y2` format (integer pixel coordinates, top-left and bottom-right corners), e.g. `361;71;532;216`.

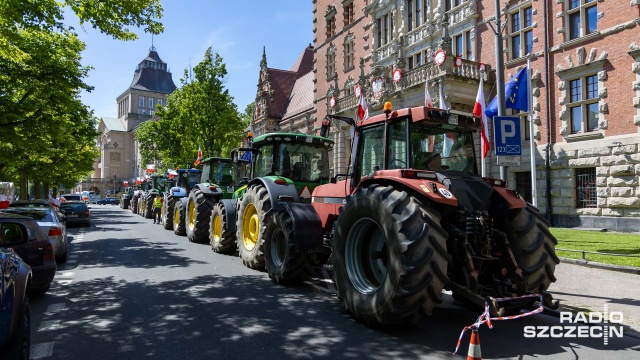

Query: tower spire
150;34;156;52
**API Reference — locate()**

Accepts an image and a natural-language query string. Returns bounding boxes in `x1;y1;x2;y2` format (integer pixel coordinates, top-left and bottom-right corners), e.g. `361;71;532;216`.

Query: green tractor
139;173;167;219
119;186;134;209
177;157;250;239
211;133;333;269
162;168;201;231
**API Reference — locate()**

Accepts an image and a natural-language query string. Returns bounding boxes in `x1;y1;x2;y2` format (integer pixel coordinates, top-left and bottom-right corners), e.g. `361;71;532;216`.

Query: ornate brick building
310;0;640;231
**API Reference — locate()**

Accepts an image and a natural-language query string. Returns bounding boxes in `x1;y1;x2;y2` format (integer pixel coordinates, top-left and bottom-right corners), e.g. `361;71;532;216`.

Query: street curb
559;257;640;275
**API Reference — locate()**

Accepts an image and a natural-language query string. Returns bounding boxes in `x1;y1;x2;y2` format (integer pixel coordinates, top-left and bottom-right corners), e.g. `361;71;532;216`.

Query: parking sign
493;116;521;156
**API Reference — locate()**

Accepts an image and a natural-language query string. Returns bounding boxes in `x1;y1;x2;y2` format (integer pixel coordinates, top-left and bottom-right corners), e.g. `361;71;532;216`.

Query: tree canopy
0;0;163;196
136;47;249;170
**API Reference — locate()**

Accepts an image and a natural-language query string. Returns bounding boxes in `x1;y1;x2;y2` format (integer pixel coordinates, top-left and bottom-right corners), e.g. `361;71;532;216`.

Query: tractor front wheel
186;189;215;243
173;199;186;236
264;210;310;285
210;201;236;254
236;184;271;269
332;184;450;326
163;195;176;230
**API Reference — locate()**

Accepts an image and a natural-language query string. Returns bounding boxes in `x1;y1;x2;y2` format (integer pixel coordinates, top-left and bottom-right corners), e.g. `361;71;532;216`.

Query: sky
66;1;314;119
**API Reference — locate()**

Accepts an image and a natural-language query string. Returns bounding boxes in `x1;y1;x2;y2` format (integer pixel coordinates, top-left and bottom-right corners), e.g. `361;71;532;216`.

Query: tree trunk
19;167;28;200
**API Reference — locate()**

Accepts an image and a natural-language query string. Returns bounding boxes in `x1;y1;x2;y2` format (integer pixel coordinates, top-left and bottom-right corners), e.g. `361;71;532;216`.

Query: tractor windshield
212;162;235;186
254;142;330;182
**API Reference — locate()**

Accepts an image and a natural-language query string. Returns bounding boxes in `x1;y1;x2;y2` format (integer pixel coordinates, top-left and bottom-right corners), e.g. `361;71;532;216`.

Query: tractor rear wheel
210;201;236;254
497;204;560;293
163;195;176;230
264;210;310;285
173;200;186;236
130;197;137;213
236;184;270;269
186;189;214;243
332;184;450;326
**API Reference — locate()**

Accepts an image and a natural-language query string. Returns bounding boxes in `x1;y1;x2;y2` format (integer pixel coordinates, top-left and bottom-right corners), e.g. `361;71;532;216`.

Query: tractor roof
252;132;334;148
362;106;481;132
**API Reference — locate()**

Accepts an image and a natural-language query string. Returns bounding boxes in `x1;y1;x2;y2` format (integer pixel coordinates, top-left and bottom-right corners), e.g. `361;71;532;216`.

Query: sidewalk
548;261;640;332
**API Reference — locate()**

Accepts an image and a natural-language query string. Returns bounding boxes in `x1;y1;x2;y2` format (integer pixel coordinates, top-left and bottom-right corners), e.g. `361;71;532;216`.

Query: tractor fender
273;202;323;253
193;184;223;198
169;186;188;197
248;177;300;208
219;199;238;233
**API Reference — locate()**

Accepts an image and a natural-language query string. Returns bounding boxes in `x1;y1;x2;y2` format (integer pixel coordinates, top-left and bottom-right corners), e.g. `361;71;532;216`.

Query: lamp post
113;173;117;195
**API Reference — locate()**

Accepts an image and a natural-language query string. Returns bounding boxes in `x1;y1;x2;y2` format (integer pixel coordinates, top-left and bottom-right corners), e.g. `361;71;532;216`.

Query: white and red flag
356;94;368;122
194;145;203;166
424;81;433;107
473;77;490;160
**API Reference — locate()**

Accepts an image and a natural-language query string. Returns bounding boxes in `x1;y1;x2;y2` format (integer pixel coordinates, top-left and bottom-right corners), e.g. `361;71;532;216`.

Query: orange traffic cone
467;329;482;360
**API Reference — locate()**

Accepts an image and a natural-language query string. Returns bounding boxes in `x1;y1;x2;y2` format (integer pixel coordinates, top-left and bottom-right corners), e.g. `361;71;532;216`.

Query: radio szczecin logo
524;305;623;345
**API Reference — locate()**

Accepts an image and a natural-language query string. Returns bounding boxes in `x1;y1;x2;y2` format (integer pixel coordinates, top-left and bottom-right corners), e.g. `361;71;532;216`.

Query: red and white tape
453;294;544;355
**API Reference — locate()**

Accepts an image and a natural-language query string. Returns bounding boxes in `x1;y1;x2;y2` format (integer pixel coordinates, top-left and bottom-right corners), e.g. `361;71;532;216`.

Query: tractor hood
436;172;494;213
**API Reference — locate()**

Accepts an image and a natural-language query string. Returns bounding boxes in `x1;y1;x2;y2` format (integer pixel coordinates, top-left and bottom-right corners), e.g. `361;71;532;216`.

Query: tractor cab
250;133;332;185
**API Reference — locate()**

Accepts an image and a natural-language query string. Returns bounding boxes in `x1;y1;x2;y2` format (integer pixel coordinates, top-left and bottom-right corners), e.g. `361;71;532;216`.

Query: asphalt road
28;206;640;359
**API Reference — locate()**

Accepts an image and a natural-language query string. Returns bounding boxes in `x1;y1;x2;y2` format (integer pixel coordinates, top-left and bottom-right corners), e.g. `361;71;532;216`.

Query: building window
138;96;144;108
343;36;355;70
157;98;163;107
343;2;354;26
408;53;422;70
522;116;531;141
149;110;154;116
509;6;533;59
453;31;473;59
446;0;463;11
138;108;145;115
148;97;154;108
454;34;463;56
567;0;597;40
408;56;414;70
569;74;598;133
326;16;336;38
377;13;393;47
575;167;596;208
408;0;424;31
327;47;336;80
514;171;532;204
465;31;473;60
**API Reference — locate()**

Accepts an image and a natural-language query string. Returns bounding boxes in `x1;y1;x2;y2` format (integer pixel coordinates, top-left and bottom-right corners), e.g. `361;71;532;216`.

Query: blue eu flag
485;66;529;118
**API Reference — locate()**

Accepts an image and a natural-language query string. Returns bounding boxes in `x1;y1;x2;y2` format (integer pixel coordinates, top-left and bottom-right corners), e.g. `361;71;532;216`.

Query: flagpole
480;74;485;178
527;55;537;207
494;0;507;181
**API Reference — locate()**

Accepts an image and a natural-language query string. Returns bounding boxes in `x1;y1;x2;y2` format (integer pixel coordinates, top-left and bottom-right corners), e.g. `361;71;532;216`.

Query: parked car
96;197;119;205
60;194;82;202
0;248;31;360
0;206;68;263
0;212;56;296
59;201;91;227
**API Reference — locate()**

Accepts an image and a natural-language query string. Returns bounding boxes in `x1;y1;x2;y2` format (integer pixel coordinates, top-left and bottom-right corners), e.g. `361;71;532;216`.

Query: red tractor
265;103;559;326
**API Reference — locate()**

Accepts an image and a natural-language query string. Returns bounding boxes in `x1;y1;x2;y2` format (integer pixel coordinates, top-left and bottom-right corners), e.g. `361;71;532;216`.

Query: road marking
38;320;60;332
30;342;54;358
46;303;65;314
56;271;74;277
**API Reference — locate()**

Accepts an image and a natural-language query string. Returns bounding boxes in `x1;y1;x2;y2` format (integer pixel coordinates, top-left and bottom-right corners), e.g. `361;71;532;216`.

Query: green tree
0;0;163;195
139;47;247;168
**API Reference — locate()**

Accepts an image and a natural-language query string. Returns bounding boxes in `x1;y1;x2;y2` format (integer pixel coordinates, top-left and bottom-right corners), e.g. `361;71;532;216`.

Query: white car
1;204;68;263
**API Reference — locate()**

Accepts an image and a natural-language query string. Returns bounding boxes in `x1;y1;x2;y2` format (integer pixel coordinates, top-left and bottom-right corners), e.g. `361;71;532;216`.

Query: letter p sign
501;120;516;144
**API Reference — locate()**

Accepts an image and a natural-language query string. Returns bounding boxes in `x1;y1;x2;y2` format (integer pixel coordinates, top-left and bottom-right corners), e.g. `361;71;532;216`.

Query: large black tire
332;184;450;326
130;197;138;214
145;195;154;219
173;200;187;236
264;210;311;285
6;297;30;360
162;195;176;230
236;184;271;269
210;201;236;254
186;189;215;243
497;204;560;293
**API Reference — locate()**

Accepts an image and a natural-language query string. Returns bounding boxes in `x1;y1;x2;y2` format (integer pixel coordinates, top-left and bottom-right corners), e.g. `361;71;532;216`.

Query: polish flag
356;94;368;122
194;145;203;166
424;81;433;107
473;76;490;159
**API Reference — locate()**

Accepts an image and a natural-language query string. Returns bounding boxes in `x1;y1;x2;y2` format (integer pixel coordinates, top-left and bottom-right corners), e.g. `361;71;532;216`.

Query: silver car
1;206;68;263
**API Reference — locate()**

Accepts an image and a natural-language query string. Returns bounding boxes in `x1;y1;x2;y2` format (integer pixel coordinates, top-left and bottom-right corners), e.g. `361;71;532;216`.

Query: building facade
309;0;640;231
80;47;177;195
253;46;316;136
